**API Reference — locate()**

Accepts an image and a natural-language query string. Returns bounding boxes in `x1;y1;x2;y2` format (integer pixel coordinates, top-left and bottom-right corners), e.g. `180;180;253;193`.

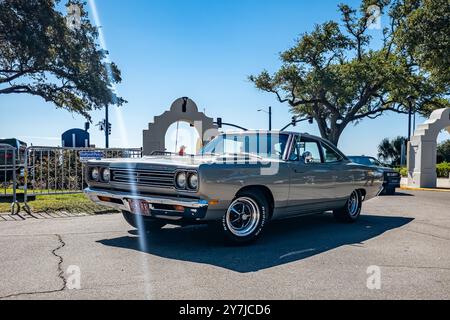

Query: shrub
436;162;450;178
399;167;408;177
395;164;450;178
393;167;408;177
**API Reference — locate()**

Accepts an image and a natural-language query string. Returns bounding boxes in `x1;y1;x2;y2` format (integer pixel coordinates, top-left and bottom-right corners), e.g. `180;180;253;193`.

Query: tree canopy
0;0;125;120
250;0;449;145
437;140;450;163
393;0;450;86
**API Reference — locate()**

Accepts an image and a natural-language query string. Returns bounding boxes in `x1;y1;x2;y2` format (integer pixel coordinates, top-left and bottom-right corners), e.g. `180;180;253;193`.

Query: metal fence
21;146;142;214
0;144;20;214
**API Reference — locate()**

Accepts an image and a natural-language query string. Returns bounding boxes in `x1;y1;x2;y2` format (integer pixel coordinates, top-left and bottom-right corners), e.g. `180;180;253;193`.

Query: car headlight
176;172;187;189
102;168;110;182
188;173;198;190
91;167;100;181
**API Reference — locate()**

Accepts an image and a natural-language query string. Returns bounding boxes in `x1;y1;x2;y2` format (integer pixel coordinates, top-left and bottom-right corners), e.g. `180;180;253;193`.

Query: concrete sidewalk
401;177;450;189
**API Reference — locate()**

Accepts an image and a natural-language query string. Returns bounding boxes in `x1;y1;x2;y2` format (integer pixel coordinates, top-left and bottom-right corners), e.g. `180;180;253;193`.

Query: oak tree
0;0;125;120
250;0;449;145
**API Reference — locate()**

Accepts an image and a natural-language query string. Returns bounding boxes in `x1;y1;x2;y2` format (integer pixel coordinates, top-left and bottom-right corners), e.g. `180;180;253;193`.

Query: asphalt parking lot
0;190;449;300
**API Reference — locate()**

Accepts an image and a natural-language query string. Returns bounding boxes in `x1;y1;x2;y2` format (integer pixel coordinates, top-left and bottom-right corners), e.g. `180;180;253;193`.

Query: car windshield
200;133;289;160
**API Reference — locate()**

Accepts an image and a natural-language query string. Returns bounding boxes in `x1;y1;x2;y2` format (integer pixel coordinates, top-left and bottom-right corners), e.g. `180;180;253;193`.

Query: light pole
105;105;109;149
407;95;416;141
258;106;272;131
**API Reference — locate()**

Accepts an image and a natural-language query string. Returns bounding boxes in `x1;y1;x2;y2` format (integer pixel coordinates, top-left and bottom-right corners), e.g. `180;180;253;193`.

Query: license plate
128;199;151;216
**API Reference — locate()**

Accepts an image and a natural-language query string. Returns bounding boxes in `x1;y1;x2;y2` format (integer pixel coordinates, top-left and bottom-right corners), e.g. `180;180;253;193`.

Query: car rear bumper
384;178;401;189
84;188;209;221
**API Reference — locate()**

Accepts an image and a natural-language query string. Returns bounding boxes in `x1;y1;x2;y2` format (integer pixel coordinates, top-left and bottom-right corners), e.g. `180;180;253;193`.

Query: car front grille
111;168;175;188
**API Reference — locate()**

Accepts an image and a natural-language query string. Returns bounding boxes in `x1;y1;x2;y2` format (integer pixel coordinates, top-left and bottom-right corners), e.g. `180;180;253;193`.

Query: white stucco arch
407;108;450;188
142;97;219;155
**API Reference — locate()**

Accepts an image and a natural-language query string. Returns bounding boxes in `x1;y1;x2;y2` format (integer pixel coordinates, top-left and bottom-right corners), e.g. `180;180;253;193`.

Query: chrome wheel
225;197;261;237
347;191;360;217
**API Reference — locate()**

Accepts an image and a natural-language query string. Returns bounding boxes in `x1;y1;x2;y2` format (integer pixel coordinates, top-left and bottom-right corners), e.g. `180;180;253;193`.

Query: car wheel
222;190;269;244
333;190;362;223
121;210;166;232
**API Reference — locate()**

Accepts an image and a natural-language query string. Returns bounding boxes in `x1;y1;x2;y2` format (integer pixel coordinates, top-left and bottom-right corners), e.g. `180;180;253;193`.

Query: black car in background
0;138;27;184
348;156;401;195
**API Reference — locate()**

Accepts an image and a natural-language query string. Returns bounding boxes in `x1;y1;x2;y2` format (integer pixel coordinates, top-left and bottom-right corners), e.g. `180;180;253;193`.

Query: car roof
348;155;375;159
218;130;337;146
219;130;317;138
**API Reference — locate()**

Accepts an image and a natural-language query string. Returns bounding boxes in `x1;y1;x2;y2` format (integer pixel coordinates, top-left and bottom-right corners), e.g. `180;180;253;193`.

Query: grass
0;193;119;214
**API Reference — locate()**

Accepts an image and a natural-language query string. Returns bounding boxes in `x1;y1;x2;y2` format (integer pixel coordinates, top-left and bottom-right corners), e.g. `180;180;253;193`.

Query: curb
400;186;450;193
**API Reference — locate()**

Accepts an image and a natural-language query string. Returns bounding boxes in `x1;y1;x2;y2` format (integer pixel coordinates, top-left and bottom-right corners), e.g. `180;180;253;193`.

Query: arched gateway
143;97;219;156
408;108;450;188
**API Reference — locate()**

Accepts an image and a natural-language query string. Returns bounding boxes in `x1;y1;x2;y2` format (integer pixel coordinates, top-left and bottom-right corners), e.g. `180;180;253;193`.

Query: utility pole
408;100;412;141
269;106;272;131
105;105;110;149
258;107;272;131
403;97;414;166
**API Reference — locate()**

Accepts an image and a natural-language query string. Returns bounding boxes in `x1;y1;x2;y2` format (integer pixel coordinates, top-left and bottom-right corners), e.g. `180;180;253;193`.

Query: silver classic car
84;131;383;244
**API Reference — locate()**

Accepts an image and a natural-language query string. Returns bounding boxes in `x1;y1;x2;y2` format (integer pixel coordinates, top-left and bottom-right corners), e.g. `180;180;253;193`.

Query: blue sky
0;0;448;155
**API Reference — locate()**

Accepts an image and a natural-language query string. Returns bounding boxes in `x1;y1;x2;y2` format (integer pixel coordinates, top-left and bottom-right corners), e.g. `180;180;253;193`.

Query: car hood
89;154;275;170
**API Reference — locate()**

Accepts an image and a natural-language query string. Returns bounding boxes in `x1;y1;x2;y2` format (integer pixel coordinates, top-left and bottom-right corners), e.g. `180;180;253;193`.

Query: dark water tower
62;128;90;148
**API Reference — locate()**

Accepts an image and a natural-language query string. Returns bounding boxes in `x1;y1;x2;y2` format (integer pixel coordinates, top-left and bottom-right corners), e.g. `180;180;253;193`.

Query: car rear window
349;157;372;166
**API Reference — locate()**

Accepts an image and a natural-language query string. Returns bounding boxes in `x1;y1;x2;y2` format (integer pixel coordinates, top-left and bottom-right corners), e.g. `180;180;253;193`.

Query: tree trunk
328;126;343;146
314;116;344;146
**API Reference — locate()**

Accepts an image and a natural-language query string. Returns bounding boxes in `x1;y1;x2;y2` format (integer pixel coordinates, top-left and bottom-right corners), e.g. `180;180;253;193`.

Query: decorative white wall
143;97;219;156
408;108;450;188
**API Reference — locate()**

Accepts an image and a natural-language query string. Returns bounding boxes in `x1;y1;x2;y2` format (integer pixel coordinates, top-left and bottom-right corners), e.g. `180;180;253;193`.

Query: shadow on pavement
381;192;415;197
98;213;413;273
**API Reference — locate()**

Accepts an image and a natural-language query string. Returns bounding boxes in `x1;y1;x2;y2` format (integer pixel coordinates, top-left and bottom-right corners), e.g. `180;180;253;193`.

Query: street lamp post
408;100;413;141
258;106;272;131
269;106;272;131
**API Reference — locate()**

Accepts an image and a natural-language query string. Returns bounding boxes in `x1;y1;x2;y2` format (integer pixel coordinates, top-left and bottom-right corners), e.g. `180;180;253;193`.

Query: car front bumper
84;188;209;221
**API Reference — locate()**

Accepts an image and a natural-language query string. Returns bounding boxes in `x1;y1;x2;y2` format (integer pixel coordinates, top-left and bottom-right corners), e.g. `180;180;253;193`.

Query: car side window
289;136;322;164
321;143;342;163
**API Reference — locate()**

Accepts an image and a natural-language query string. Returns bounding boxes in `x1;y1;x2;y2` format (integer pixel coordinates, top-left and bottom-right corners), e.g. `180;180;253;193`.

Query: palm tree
377;137;406;166
377;138;393;163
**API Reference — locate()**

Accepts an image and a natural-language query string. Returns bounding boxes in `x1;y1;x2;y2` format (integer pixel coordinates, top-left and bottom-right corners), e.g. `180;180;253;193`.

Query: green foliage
394;164;449;178
250;0;449;145
0;0;125;120
436;162;450;178
0;193;119;214
393;0;450;86
377;136;406;165
393;166;408;177
437;140;450;163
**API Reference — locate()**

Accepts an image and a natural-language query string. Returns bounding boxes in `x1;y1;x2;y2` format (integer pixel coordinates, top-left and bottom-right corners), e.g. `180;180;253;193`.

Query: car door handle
294;169;305;174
